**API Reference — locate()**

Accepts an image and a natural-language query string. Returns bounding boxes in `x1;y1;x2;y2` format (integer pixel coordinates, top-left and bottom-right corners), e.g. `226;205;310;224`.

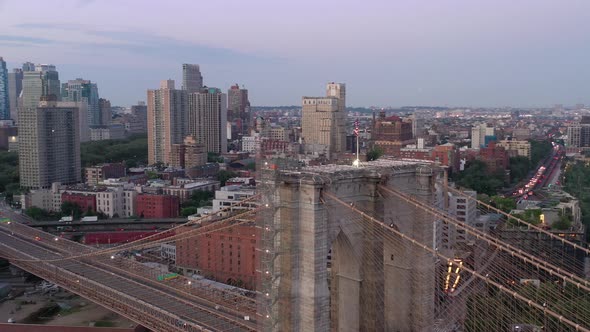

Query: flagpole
356;131;360;167
353;118;360;168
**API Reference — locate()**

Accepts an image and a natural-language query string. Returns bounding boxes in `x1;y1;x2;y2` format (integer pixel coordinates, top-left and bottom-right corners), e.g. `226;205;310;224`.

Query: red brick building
373;112;414;156
61;192;96;213
432;144;460;173
134;194;179;219
373;113;413;142
478;142;509;173
176;224;259;290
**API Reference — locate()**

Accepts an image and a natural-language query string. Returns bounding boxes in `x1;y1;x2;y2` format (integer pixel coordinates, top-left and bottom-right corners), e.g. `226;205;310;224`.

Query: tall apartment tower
98;98;112;125
182;64;203;93
8;68;23;121
147;80;188;165
18;97;81;189
61;78;101;126
130;102;148;133
227;84;251;139
302;82;347;155
566;116;590;148
0;57;9;120
188;87;227;154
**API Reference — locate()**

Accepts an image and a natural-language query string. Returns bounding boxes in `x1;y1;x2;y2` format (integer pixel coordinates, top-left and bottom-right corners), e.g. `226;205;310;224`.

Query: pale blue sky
1;0;589;107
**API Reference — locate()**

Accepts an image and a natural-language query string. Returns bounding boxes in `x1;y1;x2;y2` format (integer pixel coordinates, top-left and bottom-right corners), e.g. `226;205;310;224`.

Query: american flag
354;118;360;137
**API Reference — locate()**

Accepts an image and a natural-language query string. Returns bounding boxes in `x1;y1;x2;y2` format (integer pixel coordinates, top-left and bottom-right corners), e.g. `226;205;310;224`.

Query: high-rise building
301;82;347;155
21;64;60;111
227;84;251;139
182;64;203;93
7;68;23;121
147;80;188;165
566;116;590;148
98;98;112;125
0;57;10;120
411;112;427;139
188;87;227;154
22;62;35;72
18;97;81;189
61;78;102;126
471;123;495;149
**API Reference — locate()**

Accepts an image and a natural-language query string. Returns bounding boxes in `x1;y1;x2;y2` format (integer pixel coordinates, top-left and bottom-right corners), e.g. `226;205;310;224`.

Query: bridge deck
0;225;257;332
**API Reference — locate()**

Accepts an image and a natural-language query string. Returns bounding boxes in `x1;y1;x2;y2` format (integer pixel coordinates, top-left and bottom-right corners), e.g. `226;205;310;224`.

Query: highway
510;143;564;200
0;222;257;331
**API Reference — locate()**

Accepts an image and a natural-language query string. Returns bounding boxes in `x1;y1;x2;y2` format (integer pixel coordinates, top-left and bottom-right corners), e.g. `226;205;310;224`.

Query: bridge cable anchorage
377;184;590;293
323;191;590;332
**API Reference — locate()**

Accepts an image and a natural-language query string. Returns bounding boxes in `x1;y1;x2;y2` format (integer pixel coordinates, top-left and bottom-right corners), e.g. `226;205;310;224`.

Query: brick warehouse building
134;194;179;219
61;192;97;213
176;223;259;289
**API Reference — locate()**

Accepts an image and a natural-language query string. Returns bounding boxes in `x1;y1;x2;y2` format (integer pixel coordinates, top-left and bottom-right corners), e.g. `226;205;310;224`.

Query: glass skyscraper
0;57;9;120
62;78;101;126
22;64;61;111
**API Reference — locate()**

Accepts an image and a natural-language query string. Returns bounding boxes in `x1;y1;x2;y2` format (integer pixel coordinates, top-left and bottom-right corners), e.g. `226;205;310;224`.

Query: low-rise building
497;140;531;160
85;163;127;186
135;194;180;219
212;185;257;212
61;192;97;214
175;223;259;289
162;180;220;203
90;124;126;141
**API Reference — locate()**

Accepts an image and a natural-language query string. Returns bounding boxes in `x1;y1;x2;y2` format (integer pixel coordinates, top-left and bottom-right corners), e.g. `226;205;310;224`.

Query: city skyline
1;0;590;108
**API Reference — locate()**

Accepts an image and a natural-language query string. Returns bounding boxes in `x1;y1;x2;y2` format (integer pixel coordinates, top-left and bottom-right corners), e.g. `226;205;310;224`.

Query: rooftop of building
226;177;254;183
220;184;256;192
172;180;219;189
296;158;434;175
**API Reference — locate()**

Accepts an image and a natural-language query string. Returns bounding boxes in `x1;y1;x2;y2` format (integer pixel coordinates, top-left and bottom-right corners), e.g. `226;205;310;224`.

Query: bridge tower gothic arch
268;163;442;332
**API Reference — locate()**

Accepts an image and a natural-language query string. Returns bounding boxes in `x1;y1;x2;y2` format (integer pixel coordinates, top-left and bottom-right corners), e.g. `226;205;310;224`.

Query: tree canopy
366;146;384;161
217;170;237;186
454;160;505;196
81;134;148;167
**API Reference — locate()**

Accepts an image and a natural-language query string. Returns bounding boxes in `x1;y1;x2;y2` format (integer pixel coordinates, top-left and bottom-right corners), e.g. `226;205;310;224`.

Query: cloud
13;23;280;65
14;23;88;30
0;35;54;44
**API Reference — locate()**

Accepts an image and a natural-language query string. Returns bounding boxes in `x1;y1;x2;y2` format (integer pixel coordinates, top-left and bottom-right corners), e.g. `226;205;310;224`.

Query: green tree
80;134;148;167
530;140;552;166
61;201;83;220
490;195;516;213
146;171;159;179
455;160;505;196
509;156;531;183
366;146;384;161
552;215;571;230
207;152;224;163
25;207;46;221
181;207;199;217
217;170;237;186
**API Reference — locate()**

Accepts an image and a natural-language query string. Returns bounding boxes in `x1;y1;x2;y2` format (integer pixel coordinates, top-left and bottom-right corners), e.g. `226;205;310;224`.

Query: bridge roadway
0;223;257;332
